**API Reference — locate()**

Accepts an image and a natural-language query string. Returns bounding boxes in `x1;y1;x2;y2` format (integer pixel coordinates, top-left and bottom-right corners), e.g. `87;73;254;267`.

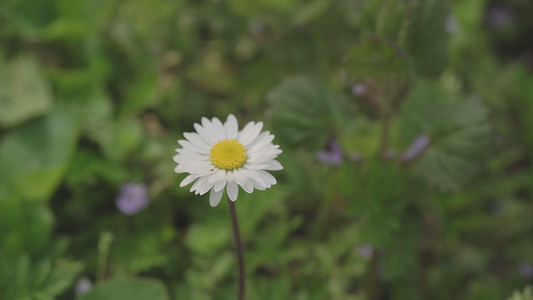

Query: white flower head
173;114;283;207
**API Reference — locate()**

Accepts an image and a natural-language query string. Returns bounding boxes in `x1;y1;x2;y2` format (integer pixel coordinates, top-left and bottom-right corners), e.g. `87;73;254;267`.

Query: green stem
228;200;245;300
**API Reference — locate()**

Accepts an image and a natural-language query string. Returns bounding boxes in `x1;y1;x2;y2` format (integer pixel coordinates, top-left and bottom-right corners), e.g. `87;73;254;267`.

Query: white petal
241;179;253;193
213;180;227;192
248;132;273;151
211;117;227;140
241;163;269;170
239;168;259;178
227;181;239;201
209;189;224;207
190;176;208;193
202;117;223;143
232;169;246;185
249;176;267;190
258;170;277;186
224;114;238;139
198;180;215;195
184;132;211;151
178;140;209;154
226;170;235;181
180;175;197;187
237;121;255;142
208;169;226;183
265;160;283;171
239;122;264;146
194;123;216;145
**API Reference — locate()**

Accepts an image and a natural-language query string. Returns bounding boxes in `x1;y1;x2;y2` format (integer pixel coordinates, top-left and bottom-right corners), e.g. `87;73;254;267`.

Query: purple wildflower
518;262;533;279
317;139;343;166
445;15;458;35
356;245;374;259
116;183;149;215
486;6;513;29
75;277;93;296
401;135;431;162
352;83;367;96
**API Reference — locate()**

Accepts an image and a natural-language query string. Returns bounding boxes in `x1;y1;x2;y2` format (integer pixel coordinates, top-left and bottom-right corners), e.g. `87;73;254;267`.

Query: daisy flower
173;114;283;207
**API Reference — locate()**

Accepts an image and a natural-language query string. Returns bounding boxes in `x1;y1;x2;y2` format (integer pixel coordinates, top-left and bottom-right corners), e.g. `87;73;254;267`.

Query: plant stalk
228;200;245;300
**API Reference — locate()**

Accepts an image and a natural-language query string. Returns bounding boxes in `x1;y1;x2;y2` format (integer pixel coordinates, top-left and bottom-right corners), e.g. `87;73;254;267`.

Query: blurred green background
1;0;533;299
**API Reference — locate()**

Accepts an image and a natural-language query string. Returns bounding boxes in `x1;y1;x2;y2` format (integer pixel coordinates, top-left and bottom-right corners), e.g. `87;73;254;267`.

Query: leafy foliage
1;0;532;299
81;277;169;300
268;75;354;151
507;287;533;300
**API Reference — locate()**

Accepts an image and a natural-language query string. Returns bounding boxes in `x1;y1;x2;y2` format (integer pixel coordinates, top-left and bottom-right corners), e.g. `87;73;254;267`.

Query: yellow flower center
210;139;247;170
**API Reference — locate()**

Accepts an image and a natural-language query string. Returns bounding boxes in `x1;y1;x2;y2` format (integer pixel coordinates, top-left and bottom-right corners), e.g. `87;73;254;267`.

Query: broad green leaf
268;75;354;151
0;55;53;127
81;277;170;300
398;80;490;190
0;107;79;200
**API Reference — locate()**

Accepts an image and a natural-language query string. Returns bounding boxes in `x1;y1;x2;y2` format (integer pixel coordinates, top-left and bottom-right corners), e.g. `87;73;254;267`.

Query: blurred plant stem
97;231;114;282
379;75;393;159
228;200;245;300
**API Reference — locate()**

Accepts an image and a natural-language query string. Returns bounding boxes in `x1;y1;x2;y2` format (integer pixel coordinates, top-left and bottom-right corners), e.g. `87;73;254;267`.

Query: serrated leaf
0;55;53;127
0;107;79;200
0;256;83;300
398;80;490;190
81;277;170;300
345;37;408;82
268;75;353;151
0;199;53;257
405;0;449;76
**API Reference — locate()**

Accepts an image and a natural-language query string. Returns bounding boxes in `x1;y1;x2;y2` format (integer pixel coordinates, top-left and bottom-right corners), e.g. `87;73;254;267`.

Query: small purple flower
445;15;459;35
356;245;374;259
316;139;343;166
352;83;367;96
75;277;93;296
116;183;149;215
518;262;533;279
486;6;514;29
401;135;431;162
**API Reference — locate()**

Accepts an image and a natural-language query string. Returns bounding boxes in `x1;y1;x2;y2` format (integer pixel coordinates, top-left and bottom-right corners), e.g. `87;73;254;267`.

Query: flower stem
228;200;245;300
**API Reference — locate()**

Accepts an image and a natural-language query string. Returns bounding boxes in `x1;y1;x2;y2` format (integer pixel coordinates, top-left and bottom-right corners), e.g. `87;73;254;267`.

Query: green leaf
344;36;408;82
398;80;490;190
405;0;449;76
0;107;79;200
506;286;533;300
0;256;83;300
268;75;354;151
81;277;170;300
0;199;53;257
0;55;53;127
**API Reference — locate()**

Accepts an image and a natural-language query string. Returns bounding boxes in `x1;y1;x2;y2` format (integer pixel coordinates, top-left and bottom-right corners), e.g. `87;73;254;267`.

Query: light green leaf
0;107;79;200
0;55;53;127
507;286;533;300
268;75;354;151
81;277;170;300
